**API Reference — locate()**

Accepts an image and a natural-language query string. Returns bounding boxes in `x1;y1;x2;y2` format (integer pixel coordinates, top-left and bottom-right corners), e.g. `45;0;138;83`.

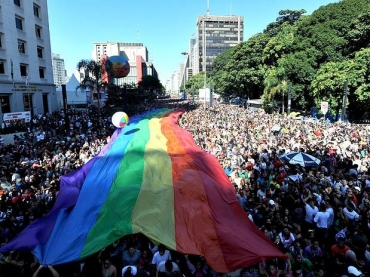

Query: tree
138;75;162;93
262;22;297;66
347;11;370;53
76;59;110;128
210;48;234;95
264;9;306;37
185;72;208;93
311;60;354;118
262;66;289;113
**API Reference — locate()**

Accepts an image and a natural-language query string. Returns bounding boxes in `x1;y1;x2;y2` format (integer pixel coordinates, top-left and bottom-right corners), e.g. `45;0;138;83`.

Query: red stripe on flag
164;109;287;272
161;110;227;271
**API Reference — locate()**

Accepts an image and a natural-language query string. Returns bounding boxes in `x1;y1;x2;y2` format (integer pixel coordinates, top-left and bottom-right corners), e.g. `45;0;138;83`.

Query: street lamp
181;52;188;99
203;18;207;90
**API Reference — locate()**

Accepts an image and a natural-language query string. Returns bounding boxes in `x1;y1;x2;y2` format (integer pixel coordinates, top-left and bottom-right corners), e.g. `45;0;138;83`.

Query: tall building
52;53;67;87
0;0;57;126
92;42;158;86
195;15;244;74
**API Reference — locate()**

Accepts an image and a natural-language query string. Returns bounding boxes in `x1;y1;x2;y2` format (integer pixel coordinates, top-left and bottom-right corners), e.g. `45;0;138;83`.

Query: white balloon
112;111;129;128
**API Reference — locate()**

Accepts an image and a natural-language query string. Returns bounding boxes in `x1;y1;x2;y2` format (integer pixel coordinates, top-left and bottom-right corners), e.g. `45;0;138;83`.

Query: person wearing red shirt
331;237;351;257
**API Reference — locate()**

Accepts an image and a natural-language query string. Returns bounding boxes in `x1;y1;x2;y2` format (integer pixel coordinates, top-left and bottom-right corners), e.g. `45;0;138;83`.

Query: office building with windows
52;53;67;87
0;0;57;126
92;42;158;87
195;15;244;74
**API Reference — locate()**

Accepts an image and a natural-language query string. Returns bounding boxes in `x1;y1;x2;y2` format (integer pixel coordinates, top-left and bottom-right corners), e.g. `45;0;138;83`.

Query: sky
47;0;336;84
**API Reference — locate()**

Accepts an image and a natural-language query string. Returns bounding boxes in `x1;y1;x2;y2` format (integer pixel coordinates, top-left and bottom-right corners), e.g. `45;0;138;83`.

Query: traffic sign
321;101;328;114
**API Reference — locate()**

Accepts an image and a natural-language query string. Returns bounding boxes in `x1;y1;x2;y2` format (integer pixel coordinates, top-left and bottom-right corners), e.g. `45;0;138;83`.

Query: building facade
52;53;66;87
92;42;158;87
195;15;244;74
0;0;57;126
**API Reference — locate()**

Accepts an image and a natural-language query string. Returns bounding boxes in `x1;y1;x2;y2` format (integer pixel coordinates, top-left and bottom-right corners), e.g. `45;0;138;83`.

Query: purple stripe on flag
0;130;121;253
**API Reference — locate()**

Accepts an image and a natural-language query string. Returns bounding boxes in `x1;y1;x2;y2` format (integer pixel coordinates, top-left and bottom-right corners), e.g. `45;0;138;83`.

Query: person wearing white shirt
122;265;137;277
325;203;335;229
151;244;172;270
303;196;319;230
157;260;180;274
342;202;360;222
314;203;330;246
365;177;370;188
314;208;330;229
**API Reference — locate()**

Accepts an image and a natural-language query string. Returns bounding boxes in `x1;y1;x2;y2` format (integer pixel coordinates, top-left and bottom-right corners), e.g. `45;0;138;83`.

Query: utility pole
287;83;292;115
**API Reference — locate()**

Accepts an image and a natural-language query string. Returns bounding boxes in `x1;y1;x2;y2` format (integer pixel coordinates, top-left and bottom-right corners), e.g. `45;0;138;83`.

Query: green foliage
185;72;208;93
209;0;370;118
138;75;162;93
311;60;353;115
347;11;370;53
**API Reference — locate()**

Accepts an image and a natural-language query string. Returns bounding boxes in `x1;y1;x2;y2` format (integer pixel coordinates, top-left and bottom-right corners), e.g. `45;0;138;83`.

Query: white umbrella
280;152;321;167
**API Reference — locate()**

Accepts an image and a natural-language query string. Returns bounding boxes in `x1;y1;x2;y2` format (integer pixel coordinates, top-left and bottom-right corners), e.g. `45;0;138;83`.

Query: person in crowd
101;257;117;277
157;260;180;275
32;265;59;277
2;102;370;277
123;245;142;267
151;244;171;271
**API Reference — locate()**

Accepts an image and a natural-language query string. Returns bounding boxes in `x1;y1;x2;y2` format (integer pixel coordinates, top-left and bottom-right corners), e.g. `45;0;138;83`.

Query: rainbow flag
0;109;285;272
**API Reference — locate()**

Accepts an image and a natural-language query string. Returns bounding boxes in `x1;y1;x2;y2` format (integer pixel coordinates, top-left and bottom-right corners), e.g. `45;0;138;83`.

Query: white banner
3;111;31;124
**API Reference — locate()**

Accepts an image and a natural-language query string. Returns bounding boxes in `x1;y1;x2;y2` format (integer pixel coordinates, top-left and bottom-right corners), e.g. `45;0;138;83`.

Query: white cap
348;266;362;276
268;200;275;206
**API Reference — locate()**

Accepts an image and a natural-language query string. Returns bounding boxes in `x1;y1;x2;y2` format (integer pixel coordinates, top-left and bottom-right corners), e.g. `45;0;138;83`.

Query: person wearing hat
347;265;364;276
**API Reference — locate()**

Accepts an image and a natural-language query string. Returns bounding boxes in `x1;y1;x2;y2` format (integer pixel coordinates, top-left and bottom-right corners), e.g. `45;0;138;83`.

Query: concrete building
195;15;244;74
52;53;67;87
91;42;158;87
0;0;57;126
175;14;243;93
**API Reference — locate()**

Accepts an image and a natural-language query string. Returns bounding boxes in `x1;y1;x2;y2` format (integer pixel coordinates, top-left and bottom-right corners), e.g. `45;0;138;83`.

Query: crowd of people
0;100;369;277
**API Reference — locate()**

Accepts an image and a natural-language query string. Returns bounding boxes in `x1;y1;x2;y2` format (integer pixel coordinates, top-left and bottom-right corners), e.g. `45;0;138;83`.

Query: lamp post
203;18;207;108
181;52;188;100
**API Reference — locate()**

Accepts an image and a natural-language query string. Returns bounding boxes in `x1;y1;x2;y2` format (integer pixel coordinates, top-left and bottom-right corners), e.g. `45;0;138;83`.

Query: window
33;4;40;17
14;0;21;7
15;16;23;30
35;25;42;38
18;40;25;54
23;94;31;111
37;46;43;58
0;60;5;74
39;67;45;78
20;63;27;76
0;33;3;48
0;96;10;113
0;6;3;23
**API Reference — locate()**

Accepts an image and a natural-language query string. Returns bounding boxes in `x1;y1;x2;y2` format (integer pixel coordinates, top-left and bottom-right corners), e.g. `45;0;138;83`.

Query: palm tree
263;66;289;114
76;59;110;129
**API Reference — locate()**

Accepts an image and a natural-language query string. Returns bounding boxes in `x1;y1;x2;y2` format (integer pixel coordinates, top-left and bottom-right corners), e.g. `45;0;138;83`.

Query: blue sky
47;0;336;84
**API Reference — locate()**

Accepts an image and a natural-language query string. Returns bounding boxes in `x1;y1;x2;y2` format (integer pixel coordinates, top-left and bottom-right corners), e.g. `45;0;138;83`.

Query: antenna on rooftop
207;0;210;16
230;0;233;15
